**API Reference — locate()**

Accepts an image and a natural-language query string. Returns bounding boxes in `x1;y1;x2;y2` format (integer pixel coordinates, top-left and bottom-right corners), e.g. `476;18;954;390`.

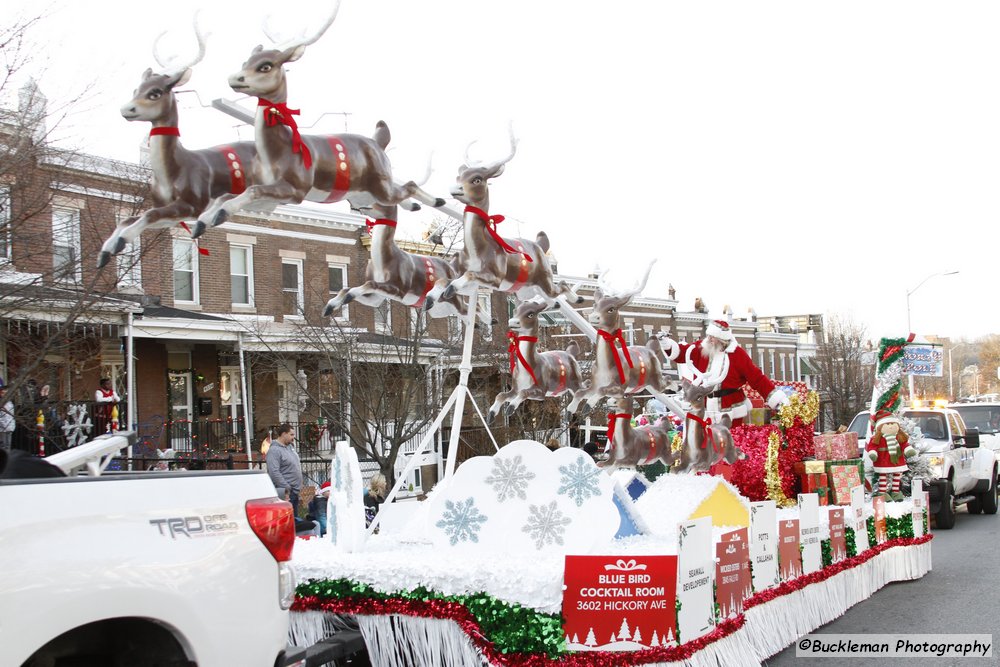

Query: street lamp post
905;271;959;400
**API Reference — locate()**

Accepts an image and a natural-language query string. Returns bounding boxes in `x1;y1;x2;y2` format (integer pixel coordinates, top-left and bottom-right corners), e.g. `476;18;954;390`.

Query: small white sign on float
327;440;366;552
798;493;822;574
749;500;779;591
851;485;869;553
676;516;715;643
911;479;924;538
425;440;620;553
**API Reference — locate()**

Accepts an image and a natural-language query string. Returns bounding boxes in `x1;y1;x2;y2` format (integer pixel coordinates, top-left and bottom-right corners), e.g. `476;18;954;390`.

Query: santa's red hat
871;409;899;430
705;319;733;341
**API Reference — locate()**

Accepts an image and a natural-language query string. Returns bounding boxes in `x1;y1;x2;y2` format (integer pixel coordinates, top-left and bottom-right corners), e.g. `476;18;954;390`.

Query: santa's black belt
708;388;739;398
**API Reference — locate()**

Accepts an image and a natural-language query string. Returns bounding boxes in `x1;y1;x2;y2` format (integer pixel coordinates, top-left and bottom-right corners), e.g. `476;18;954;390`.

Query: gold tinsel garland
765;430;796;507
670;432;683;454
777;390;820;429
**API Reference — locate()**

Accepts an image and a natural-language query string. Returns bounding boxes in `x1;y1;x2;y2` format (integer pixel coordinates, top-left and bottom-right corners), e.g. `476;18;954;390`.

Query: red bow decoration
464;206;533;263
177;222;210;256
687;412;721;453
507;331;538;385
258;98;312;169
606;412;632;445
365;218;397;235
149;126;180;137
597;328;634;384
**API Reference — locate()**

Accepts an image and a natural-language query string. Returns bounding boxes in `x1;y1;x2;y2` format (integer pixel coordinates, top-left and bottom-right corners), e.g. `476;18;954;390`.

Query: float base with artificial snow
290;440;931;666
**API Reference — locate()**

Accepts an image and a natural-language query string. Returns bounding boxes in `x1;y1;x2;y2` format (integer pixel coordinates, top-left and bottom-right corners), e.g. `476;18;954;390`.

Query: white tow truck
847;404;998;529
0;434;307;667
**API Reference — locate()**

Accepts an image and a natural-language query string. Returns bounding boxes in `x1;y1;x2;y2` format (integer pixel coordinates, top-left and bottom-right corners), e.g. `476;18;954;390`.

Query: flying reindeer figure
98;20;257;268
600;396;677;471
193;0;443;237
322;202;476;320
427;132;583;308
674;379;745;473
487;298;585;424
565;263;672;416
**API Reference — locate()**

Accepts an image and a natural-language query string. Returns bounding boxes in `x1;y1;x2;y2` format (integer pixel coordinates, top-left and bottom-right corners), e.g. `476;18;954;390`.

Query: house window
52;207;81;281
374;301;391;334
282;259;304;316
117;233;141;290
0;185;10;261
478;293;493;341
173;239;199;304
230;245;254;306
328;263;347;318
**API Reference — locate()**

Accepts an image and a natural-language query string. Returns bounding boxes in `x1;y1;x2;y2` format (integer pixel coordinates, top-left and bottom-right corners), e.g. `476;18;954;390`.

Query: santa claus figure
866;410;916;501
664;320;788;426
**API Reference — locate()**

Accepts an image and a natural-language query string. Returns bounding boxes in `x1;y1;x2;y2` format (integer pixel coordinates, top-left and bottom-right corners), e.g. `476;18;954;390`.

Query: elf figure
866;410;916;501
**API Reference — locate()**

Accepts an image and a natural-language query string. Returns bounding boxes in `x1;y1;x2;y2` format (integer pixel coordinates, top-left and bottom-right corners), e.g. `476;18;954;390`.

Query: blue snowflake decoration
522;501;572;549
485;454;536;502
333;455;343;490
557;455;603;507
436;497;488;545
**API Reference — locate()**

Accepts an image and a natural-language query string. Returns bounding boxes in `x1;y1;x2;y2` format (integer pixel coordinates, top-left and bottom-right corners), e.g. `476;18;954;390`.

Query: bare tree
812;315;874;429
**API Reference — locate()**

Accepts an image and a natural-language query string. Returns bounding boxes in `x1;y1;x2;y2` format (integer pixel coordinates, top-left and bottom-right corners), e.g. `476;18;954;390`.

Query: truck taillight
246;497;295;562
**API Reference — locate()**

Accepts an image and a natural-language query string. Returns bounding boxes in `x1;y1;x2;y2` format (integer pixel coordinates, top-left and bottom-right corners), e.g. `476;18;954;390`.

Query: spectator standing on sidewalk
94;378;120;434
308;481;330;536
266;424;302;515
0;383;15;451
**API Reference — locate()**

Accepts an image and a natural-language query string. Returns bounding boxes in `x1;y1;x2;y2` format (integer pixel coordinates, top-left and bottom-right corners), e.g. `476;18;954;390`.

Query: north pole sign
563;555;678;651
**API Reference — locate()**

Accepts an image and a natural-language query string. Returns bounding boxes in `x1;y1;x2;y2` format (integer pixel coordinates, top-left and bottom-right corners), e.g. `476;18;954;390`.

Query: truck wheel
978;469;998;515
936;480;956;530
968;498;982;514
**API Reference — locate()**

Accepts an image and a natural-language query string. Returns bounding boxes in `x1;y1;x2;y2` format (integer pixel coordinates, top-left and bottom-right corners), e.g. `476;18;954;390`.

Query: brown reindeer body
323;204;472;319
675;379;744;473
565;265;670;416
99;27;258;267
487;299;584;423
194;2;443;236
600;397;677;470
427;134;582;308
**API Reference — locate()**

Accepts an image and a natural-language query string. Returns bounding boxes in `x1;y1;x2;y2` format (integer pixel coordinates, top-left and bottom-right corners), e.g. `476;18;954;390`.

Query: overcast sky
7;1;998;342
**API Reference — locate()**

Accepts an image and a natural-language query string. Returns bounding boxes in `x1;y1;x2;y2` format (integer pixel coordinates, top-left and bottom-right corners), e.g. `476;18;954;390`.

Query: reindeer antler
463;122;519;173
267;0;342;51
153;11;208;78
597;260;656;299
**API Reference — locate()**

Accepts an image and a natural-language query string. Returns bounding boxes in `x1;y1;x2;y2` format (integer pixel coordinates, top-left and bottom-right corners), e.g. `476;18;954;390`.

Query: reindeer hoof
433;197;446;207
211;209;229;228
486;411;496;426
503;404;517;417
96;251;111;269
422;296;435;311
190;221;207;239
322;303;336;317
441;284;456;301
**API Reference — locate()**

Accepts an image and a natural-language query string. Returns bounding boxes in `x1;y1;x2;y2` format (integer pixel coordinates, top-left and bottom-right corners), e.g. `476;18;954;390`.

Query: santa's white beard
703;337;725;358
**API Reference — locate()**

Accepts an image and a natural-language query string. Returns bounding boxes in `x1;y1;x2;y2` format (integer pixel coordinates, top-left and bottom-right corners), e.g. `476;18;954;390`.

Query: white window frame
477;293;493;341
52;206;81;283
117;230;142;291
230;244;255;307
327;261;348;320
281;258;304;318
172;238;200;305
0;185;10;262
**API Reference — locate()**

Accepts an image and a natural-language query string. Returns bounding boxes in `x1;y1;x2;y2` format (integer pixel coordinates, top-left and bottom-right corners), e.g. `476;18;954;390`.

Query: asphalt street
765;504;1000;667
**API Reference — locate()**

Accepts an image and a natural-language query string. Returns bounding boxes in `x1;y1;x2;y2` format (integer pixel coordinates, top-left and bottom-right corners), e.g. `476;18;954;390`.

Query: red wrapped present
812;431;860;460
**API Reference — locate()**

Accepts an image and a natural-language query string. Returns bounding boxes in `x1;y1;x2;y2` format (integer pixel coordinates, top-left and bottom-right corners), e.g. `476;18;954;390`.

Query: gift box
794;460;826;476
747;408;769;426
812;431;860;460
797;469;830;505
825;459;864;505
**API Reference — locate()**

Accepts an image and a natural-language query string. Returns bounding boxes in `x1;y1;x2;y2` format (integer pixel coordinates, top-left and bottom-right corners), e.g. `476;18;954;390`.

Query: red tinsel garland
294;536;932;666
730;421;814;502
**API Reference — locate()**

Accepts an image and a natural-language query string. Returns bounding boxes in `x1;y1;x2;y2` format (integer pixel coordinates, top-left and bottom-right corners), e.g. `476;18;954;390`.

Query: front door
168;371;193;451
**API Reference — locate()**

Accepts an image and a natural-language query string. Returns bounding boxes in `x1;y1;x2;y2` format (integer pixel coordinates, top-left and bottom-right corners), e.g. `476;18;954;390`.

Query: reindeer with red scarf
487;298;585;424
565;263;670;416
675;379;745;473
427;132;583;309
600;396;677;470
98;19;257;268
193;0;444;237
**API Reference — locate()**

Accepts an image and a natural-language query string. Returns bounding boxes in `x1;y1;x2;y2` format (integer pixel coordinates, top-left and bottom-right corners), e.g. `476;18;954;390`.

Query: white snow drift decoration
426;440;620;553
328;440;366;552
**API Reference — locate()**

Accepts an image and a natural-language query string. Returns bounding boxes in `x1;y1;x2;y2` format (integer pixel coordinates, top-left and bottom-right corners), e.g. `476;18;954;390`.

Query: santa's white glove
868;450;878;462
766;389;790;410
904;446;916;459
662;337;680;361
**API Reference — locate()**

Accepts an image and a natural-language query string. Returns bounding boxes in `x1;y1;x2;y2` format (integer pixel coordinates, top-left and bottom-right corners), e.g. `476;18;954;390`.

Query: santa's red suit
665;320;787;424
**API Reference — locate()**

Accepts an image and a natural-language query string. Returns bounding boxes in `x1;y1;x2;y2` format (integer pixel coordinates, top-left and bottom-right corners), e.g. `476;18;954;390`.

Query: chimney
18;78;47;145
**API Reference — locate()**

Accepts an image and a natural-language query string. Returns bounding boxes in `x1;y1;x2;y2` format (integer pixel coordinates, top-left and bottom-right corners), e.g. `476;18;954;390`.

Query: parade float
105;4;934;665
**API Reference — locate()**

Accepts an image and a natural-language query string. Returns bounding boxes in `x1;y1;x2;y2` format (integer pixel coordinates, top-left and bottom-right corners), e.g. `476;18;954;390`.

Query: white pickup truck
0;434;305;667
847;407;998;529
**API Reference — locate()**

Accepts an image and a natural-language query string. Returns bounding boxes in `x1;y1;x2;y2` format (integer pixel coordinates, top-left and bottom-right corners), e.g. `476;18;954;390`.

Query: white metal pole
126;311;136;467
444;288;481;480
237;333;253;459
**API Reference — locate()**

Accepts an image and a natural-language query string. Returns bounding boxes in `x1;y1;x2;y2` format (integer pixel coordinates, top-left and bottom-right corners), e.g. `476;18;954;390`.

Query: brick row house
0;88;821;489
